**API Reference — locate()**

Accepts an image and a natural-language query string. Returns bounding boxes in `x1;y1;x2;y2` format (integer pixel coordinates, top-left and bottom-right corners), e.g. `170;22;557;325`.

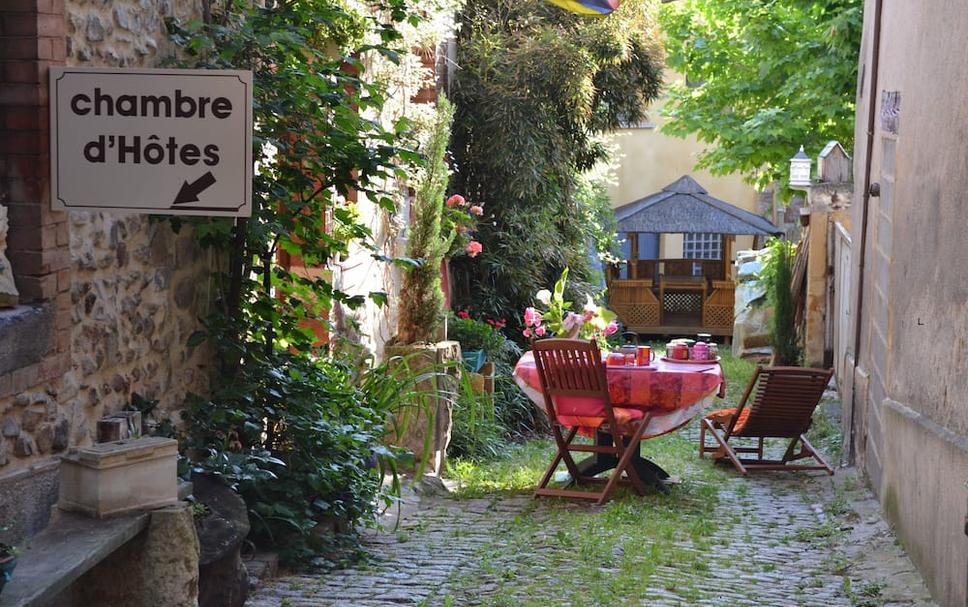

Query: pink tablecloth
513;352;725;439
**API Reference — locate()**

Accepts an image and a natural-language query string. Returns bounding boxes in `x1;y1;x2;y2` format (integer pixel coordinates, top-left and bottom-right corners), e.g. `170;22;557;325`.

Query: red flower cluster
485;318;507;329
456;310;470;319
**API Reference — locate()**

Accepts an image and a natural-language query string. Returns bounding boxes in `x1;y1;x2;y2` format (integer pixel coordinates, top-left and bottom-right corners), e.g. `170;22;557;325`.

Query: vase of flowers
522;268;618;349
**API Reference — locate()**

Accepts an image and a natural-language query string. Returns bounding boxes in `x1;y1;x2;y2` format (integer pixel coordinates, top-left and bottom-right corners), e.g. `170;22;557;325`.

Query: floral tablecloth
513;352;725;439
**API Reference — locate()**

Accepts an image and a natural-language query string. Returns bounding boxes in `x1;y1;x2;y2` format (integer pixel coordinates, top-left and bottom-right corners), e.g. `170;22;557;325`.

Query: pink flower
563;312;584;332
604;320;619;336
523;307;542;327
583;310;595;322
465;240;483;258
523;328;532;338
457;310;470;319
446;194;465;208
469;205;484;216
535;325;546;337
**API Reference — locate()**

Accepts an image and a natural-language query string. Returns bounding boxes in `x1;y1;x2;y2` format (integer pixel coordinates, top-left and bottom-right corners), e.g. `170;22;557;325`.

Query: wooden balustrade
607;275;736;335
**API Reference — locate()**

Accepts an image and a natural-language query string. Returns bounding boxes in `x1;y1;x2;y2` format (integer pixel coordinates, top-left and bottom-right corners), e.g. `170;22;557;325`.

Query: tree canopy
449;0;664;328
660;0;863;193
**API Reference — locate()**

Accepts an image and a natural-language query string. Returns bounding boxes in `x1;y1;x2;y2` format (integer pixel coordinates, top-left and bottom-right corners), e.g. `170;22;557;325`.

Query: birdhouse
789;145;812;187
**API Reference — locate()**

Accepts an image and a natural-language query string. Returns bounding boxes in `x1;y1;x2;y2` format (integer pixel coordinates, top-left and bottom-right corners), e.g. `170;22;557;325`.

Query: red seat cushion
705;407;750;433
557;406;645;432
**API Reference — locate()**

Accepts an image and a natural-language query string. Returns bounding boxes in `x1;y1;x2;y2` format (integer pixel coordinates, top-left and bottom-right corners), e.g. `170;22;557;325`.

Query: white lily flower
535;289;552;305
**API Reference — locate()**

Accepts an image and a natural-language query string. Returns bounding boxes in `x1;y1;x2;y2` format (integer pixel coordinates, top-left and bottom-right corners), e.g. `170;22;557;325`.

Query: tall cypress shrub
396;98;456;344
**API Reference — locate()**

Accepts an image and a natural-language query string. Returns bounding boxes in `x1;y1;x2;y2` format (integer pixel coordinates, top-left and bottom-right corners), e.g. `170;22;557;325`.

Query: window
682;233;722;260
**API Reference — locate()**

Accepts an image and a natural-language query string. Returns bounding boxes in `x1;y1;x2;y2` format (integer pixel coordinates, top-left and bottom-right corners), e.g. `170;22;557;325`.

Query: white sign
50;67;252;217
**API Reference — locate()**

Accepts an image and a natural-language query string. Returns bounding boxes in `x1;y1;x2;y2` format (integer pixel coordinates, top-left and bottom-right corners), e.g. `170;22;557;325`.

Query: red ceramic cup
636;346;654;366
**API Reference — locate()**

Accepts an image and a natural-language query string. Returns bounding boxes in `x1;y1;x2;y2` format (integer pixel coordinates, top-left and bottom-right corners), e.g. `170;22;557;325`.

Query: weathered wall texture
0;0;213;539
66;213;214;447
65;0;202;67
333;43;441;358
845;2;968;605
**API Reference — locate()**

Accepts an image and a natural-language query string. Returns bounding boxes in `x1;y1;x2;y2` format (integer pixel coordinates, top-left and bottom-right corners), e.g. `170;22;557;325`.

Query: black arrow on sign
172;171;217;205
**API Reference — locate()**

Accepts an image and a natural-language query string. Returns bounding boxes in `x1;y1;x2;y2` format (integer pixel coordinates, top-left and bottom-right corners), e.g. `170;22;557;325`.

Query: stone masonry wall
60;0;212;454
0;0;214;517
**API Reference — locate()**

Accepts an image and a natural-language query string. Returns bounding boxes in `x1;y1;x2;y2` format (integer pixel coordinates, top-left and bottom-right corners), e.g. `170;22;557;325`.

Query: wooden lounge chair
531;338;652;505
699;366;835;475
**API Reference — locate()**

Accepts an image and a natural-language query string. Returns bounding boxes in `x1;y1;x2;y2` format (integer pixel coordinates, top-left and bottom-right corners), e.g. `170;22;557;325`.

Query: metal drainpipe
849;0;884;459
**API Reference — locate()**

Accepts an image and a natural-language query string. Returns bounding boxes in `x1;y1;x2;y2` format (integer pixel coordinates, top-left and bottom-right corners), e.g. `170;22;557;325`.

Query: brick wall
0;0;71;399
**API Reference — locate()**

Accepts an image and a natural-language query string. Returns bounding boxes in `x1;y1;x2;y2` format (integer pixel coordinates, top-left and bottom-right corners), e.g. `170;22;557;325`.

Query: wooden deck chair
531;338;653;505
699;366;835;475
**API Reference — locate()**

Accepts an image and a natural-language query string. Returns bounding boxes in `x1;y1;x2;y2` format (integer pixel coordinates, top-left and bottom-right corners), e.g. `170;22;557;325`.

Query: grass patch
442;431;736;605
446;439;554;498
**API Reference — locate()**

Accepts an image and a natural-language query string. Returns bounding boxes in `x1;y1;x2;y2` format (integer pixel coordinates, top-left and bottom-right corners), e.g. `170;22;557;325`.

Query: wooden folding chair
531;338;653;505
699;366;835;475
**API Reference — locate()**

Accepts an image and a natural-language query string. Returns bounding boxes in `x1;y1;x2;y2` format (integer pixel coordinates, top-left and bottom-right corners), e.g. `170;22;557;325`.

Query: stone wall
66;213;215;448
66;0;202;68
0;0;214;539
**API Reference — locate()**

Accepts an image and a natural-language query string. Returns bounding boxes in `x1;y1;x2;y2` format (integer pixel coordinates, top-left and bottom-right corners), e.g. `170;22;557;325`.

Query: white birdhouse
789;145;812;187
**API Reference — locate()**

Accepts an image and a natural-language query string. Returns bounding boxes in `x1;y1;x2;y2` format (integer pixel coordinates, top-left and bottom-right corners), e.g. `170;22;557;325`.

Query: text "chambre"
71;88;233;167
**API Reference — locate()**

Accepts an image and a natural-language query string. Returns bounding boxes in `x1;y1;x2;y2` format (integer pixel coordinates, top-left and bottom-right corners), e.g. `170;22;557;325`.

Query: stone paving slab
249;445;936;607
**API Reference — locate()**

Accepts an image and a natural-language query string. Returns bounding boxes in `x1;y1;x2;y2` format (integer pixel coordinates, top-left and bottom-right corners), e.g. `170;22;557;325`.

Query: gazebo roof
614;175;782;236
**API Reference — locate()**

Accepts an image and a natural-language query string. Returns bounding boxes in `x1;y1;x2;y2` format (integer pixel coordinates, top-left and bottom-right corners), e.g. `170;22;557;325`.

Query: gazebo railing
609;259;726;283
606;273;736;333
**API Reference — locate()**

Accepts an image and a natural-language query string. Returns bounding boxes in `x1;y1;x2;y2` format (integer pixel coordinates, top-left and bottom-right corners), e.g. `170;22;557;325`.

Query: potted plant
759;238;801;365
0;530;18;595
449;312;507;393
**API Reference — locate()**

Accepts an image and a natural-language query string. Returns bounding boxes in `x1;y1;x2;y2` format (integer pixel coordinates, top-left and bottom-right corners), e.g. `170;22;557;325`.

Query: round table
513;351;725;489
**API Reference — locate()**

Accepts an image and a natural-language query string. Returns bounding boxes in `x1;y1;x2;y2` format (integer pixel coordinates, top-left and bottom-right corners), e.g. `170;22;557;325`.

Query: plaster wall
604;73;760;213
848;2;968;605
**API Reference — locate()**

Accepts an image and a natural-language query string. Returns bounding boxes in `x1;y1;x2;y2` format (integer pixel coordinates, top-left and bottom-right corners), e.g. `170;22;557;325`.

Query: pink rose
446;194;465;208
523;328;532;338
604;320;619;336
563;312;584;332
535;325;546;337
465;240;483;258
469;205;484;216
523;307;542;327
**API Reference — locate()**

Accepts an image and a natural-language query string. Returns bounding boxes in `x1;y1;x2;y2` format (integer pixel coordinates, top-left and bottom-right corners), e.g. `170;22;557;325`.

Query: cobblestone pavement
248;440;937;607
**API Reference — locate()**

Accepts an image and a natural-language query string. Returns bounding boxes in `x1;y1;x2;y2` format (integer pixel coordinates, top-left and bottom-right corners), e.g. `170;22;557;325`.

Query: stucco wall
847;2;968;605
0;0;213;537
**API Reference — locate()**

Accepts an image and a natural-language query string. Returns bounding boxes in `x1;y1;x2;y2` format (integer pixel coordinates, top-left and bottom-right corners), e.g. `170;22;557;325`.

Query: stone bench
0;437;199;607
1;509;149;606
1;503;198;607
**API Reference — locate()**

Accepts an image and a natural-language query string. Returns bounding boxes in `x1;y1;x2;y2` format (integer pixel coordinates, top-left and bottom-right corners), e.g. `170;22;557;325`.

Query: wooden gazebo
606;176;782;337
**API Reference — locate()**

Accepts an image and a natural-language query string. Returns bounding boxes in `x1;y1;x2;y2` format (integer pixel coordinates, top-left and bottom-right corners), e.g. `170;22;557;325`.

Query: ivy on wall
164;0;438;562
